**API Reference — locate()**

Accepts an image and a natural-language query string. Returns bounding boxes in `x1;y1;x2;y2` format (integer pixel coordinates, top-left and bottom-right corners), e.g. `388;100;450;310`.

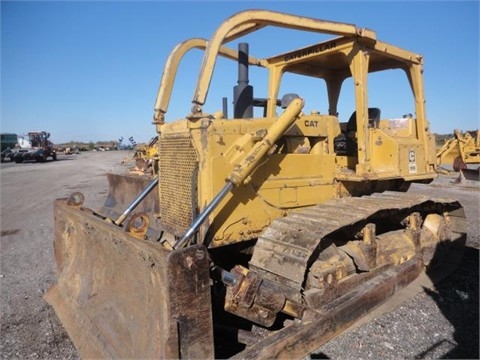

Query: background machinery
45;10;466;359
1;133;18;162
436;129;479;181
1;133;18;152
132;136;159;174
11;131;56;163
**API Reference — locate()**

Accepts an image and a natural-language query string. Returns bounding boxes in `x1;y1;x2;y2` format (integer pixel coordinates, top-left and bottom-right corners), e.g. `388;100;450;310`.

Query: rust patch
1;229;20;236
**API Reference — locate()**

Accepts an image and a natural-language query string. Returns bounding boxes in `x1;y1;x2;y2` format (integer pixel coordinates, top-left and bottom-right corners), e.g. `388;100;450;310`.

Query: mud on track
0;151;478;359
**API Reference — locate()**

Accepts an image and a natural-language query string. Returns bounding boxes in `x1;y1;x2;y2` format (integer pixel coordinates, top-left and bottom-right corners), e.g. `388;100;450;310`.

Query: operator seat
346;107;381;132
334;107;381;156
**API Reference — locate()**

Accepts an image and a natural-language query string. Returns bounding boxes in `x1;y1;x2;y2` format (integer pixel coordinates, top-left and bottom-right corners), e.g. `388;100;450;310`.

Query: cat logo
408;149;417;173
305;120;318;127
409;149;416;163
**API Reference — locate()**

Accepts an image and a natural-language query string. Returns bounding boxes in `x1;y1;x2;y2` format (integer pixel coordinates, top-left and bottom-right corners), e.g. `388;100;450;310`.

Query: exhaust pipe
233;43;253;118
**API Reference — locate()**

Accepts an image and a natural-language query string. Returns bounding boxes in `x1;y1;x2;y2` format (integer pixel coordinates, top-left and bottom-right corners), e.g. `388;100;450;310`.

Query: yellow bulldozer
131;135;159;175
436;129;480;181
45;10;466;359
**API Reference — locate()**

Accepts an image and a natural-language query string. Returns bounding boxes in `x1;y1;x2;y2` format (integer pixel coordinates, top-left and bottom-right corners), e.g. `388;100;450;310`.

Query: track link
249;191;466;298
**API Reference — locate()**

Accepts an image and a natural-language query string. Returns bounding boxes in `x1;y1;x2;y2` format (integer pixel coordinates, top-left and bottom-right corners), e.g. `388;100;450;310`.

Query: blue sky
1;1;479;144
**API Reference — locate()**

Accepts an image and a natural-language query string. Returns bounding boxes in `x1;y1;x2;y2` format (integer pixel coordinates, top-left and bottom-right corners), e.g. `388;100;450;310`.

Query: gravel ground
1;151;478;359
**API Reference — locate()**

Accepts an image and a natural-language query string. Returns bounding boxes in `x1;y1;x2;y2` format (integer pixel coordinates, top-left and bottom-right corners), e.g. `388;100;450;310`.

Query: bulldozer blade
44;198;214;359
102;173;159;220
458;168;480;182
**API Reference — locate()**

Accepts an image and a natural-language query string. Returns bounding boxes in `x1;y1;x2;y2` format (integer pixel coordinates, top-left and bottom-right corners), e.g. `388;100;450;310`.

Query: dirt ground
0;150;478;359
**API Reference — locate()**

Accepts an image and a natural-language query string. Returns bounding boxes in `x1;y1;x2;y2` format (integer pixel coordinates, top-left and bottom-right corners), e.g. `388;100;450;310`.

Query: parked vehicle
12;131;56;163
1;147;14;162
0;133;18;152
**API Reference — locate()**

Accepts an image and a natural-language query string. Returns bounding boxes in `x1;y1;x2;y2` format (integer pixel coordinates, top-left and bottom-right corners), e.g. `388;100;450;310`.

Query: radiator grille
158;135;198;237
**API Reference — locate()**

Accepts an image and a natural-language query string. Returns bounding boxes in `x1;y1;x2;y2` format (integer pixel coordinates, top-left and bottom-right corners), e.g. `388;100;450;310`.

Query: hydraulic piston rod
114;178;159;226
173;97;304;249
174;182;233;249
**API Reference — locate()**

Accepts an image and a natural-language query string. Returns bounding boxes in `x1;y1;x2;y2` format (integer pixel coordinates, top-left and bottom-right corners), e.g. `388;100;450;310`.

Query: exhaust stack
233;43;253;118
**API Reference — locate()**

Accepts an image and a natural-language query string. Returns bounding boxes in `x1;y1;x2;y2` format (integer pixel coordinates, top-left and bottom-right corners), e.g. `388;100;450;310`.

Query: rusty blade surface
44;198;214;359
458;168;480;182
102;173;159;220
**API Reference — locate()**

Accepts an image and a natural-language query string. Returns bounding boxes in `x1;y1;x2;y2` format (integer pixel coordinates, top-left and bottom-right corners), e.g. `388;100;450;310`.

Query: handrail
192;9;376;110
153;38;265;123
